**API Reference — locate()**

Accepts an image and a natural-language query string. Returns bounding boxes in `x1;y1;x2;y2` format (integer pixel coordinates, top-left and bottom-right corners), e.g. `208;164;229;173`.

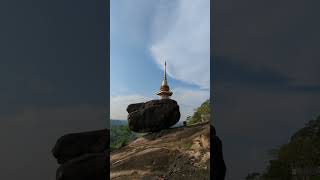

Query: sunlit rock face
127;99;180;133
110;122;210;179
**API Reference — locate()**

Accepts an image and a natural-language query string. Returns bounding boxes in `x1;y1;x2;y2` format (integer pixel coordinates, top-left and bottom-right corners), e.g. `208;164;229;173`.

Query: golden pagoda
157;61;173;99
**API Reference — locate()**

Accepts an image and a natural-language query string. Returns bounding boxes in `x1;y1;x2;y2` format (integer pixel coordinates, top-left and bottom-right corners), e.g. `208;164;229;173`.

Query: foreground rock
56;153;108;180
52;129;109;180
211;126;227;180
52;129;109;164
127;99;180;133
111;122;210;179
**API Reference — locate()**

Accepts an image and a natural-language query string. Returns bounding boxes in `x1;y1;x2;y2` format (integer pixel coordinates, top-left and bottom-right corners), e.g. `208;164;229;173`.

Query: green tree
262;115;320;179
186;99;210;126
110;125;142;151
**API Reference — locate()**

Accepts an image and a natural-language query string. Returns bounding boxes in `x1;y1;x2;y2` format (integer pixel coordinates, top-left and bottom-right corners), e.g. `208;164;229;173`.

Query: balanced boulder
127;99;180;133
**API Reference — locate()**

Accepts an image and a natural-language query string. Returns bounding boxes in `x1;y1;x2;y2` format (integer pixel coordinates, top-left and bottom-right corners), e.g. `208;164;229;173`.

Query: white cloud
110;94;150;120
110;88;209;122
150;0;210;89
172;88;209;121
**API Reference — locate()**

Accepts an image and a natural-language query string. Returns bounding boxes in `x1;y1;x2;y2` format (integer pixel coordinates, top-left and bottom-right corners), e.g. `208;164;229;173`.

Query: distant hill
111;119;183;128
247;115;320;180
110;124;141;151
110;119;127;127
186;99;210;126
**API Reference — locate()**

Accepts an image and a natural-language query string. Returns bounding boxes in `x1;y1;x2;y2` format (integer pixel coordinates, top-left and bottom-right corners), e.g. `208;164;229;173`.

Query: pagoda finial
164;61;167;80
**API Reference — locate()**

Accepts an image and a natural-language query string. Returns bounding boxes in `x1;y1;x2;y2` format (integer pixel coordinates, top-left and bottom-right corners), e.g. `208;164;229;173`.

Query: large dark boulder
127;99;180;133
56;152;108;180
53;129;109;180
52;129;109;164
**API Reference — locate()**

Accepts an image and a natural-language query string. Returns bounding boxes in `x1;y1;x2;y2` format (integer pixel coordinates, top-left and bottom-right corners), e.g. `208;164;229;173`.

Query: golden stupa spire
157;60;173;99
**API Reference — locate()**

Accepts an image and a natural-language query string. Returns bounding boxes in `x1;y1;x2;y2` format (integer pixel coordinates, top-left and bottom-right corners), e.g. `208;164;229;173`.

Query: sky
110;0;210;122
213;0;320;179
0;0;108;179
1;0;319;180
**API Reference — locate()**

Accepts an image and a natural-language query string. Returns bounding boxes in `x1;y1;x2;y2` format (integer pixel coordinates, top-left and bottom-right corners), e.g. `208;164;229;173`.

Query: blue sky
110;0;210;121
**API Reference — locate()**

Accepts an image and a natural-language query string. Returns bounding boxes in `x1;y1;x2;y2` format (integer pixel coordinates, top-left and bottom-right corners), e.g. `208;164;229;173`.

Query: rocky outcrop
52;129;109;180
51;121;227;180
211;125;226;180
127;99;180;133
56;153;108;180
111;122;210;179
52;129;109;164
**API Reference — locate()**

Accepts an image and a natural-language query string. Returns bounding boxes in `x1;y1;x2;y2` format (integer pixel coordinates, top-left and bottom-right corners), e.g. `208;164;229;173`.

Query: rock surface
127;99;180;133
56;153;108;180
52;129;109;164
211;125;227;180
110;122;210;179
52;124;227;180
52;129;109;180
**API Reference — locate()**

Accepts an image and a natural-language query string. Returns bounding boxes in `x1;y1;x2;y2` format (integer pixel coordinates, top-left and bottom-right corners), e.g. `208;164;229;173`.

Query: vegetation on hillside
186;99;210;126
110;125;142;151
246;115;320;180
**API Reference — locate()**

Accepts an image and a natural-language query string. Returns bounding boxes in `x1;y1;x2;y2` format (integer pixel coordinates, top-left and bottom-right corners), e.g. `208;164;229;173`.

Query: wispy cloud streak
150;0;210;89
